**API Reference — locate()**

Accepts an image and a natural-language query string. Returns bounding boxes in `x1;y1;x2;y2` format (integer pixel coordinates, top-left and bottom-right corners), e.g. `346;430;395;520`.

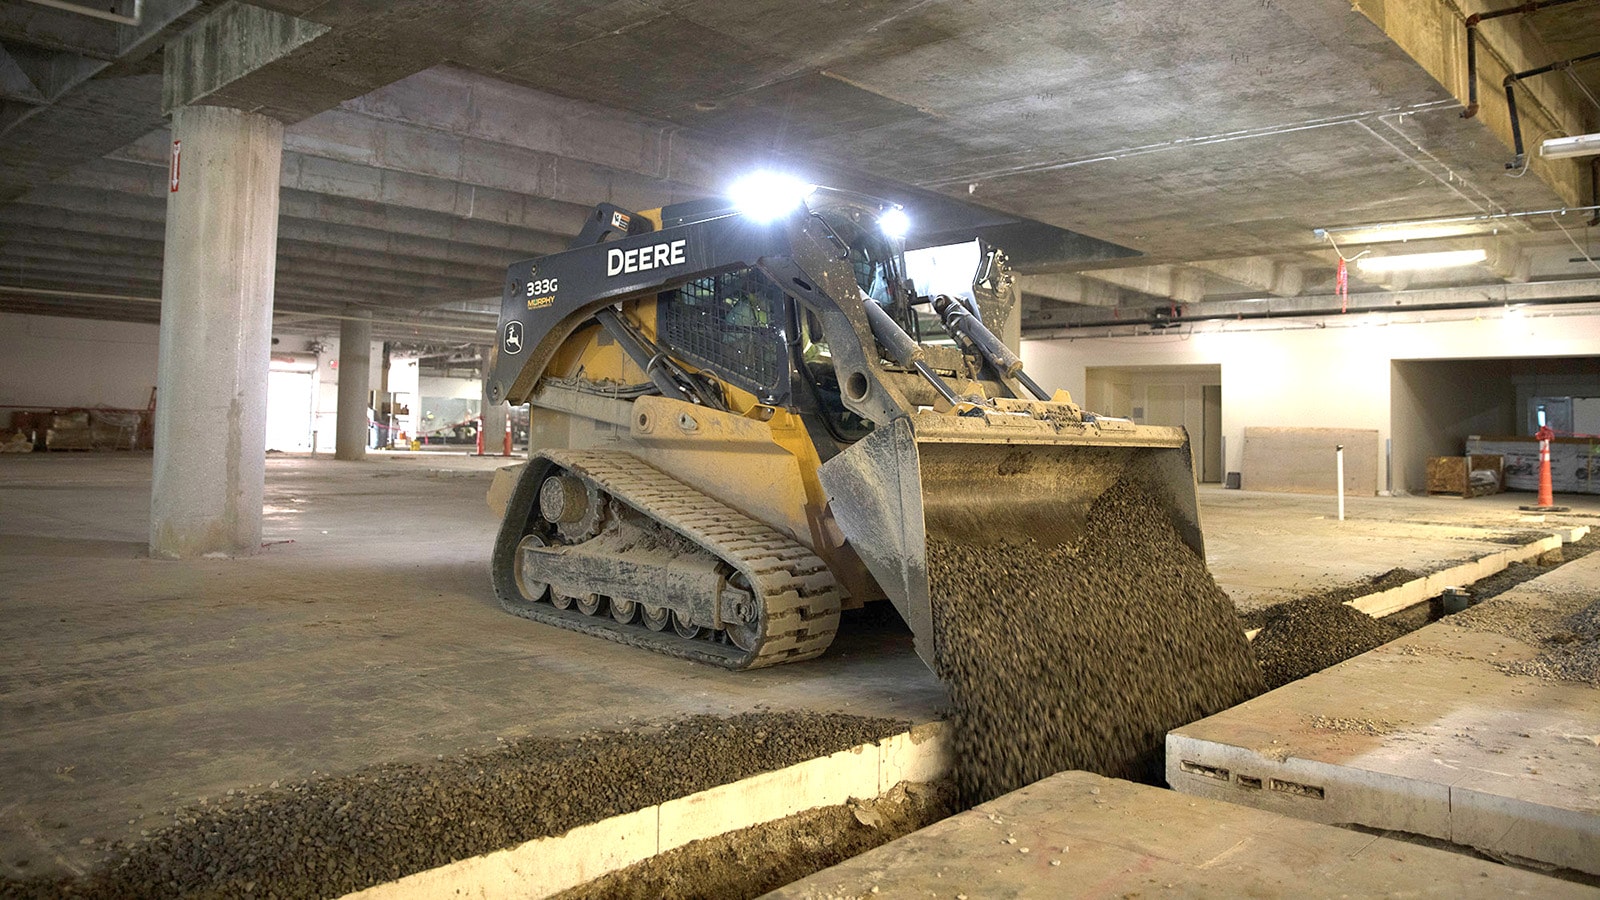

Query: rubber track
507;448;842;670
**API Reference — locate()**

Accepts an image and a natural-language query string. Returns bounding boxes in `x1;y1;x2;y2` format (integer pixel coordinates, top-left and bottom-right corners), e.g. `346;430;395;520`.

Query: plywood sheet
1242;426;1377;495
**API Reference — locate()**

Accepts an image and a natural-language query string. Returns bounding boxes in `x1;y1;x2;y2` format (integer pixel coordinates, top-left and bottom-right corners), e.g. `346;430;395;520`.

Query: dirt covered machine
486;177;1205;671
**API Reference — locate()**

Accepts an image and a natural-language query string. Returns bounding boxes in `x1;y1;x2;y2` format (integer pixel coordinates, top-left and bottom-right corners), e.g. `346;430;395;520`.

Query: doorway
1084;364;1223;483
266;363;316;452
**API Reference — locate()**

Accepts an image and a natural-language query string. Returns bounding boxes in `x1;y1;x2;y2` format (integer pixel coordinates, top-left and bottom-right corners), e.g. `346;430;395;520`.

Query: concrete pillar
150;105;284;559
335;309;372;460
481;397;509;457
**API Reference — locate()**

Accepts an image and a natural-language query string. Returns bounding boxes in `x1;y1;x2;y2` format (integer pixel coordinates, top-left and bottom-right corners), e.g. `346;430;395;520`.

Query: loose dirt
551;781;955;900
928;474;1264;804
0;712;906;900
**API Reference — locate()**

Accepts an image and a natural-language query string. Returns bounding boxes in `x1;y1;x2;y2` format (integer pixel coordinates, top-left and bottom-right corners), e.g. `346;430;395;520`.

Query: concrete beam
45;170;571;255
1189;257;1304;297
161;3;329;116
91;138;592;243
0;0;197;199
1018;272;1125;307
2;199;522;272
1078;265;1206;304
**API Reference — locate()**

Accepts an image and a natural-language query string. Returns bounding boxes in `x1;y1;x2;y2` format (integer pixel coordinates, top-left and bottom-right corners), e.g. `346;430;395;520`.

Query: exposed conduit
1504;50;1600;166
1460;0;1592;118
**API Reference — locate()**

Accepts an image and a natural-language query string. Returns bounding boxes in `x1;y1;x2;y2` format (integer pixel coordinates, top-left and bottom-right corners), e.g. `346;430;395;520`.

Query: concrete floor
1198;486;1600;611
1170;551;1600;877
2;452;1597;879
764;770;1599;899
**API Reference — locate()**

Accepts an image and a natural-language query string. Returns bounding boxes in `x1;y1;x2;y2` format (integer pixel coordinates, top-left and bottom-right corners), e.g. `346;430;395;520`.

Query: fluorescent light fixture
728;172;815;223
1540;132;1600;160
1355;249;1487;273
878;207;910;239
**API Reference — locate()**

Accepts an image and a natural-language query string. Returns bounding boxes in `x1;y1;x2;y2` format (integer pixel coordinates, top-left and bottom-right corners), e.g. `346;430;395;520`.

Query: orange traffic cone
1519;424;1570;512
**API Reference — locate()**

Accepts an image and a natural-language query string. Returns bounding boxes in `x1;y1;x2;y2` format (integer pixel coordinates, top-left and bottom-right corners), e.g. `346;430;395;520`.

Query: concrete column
335;309;372;460
150;105;284;559
481;397;509;457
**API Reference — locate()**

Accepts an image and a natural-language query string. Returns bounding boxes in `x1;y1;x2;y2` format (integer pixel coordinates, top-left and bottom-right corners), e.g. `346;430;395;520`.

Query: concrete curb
1245;526;1588;639
1349;526;1586;618
339;721;951;900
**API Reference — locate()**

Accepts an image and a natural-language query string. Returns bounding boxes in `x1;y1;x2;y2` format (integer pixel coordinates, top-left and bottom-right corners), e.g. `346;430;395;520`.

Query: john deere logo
503;321;524;355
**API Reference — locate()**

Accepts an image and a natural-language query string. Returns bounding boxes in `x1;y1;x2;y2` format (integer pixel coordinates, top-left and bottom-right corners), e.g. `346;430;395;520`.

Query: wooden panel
1242;427;1378;496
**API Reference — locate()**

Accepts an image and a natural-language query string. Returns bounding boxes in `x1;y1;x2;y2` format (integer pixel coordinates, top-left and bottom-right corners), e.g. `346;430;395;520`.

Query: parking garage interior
3;0;1600;897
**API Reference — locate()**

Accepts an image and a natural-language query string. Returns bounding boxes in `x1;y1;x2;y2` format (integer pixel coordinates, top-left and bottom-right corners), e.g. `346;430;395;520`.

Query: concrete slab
2;453;1595;879
1169;553;1600;875
0;453;942;878
1197;486;1600;613
763;771;1595;899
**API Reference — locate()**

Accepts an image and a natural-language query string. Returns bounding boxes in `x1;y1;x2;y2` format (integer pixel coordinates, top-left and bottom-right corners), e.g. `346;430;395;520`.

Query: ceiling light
728;172;815;223
1355;249;1487;273
1540;133;1600;160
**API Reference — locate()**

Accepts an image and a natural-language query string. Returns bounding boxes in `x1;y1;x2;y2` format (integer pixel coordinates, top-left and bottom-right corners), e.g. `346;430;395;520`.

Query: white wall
270;331;384;450
0;313;159;414
1023;307;1600;494
420;374;482;402
0;315;389;447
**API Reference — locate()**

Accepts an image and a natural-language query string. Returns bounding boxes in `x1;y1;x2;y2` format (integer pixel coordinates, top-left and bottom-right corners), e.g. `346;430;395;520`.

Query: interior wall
1022;309;1600;495
1085;364;1221;482
0;313;159;422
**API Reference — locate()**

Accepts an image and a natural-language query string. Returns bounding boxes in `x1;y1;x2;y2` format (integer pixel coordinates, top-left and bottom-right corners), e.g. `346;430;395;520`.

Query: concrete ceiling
0;0;1597;345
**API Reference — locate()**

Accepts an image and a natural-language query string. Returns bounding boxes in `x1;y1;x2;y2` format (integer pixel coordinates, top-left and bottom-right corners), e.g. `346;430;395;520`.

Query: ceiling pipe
1504;49;1600;167
1460;0;1592;118
1028;278;1600;330
15;0;141;26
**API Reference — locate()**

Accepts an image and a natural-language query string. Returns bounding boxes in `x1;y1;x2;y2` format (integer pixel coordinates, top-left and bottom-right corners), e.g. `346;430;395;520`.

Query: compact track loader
486;184;1204;671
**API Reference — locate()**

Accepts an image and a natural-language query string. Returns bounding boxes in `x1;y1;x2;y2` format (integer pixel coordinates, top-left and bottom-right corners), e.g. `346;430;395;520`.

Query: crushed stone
0;712;906;900
1453;594;1600;686
1307;714;1403;735
928;474;1263;805
1249;596;1404;690
1238;567;1418;631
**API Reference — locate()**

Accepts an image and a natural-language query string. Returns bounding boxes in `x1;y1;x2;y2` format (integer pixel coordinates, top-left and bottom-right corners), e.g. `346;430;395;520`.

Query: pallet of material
1425;454;1502;498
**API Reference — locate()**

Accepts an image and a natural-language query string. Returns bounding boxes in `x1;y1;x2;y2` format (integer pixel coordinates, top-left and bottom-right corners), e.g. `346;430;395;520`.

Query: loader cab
652;190;911;450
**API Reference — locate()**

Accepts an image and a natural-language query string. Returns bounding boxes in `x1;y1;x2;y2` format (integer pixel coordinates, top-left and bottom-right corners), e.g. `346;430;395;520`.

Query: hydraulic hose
931;295;1050;401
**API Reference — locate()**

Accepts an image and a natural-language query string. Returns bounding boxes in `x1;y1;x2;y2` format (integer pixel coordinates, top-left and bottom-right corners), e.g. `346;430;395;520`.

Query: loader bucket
817;413;1202;671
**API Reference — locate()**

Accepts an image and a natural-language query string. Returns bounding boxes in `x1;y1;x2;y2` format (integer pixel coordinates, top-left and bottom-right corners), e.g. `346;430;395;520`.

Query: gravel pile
1238;567;1417;631
928;474;1263;804
1249;597;1403;690
0;713;906;900
1453;593;1600;686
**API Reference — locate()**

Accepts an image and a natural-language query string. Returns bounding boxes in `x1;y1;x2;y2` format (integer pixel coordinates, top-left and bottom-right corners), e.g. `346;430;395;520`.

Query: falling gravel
1250;597;1404;690
929;474;1263;804
0;712;906;900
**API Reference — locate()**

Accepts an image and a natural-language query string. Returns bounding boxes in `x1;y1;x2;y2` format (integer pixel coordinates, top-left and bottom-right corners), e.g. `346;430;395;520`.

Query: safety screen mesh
658;268;789;400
